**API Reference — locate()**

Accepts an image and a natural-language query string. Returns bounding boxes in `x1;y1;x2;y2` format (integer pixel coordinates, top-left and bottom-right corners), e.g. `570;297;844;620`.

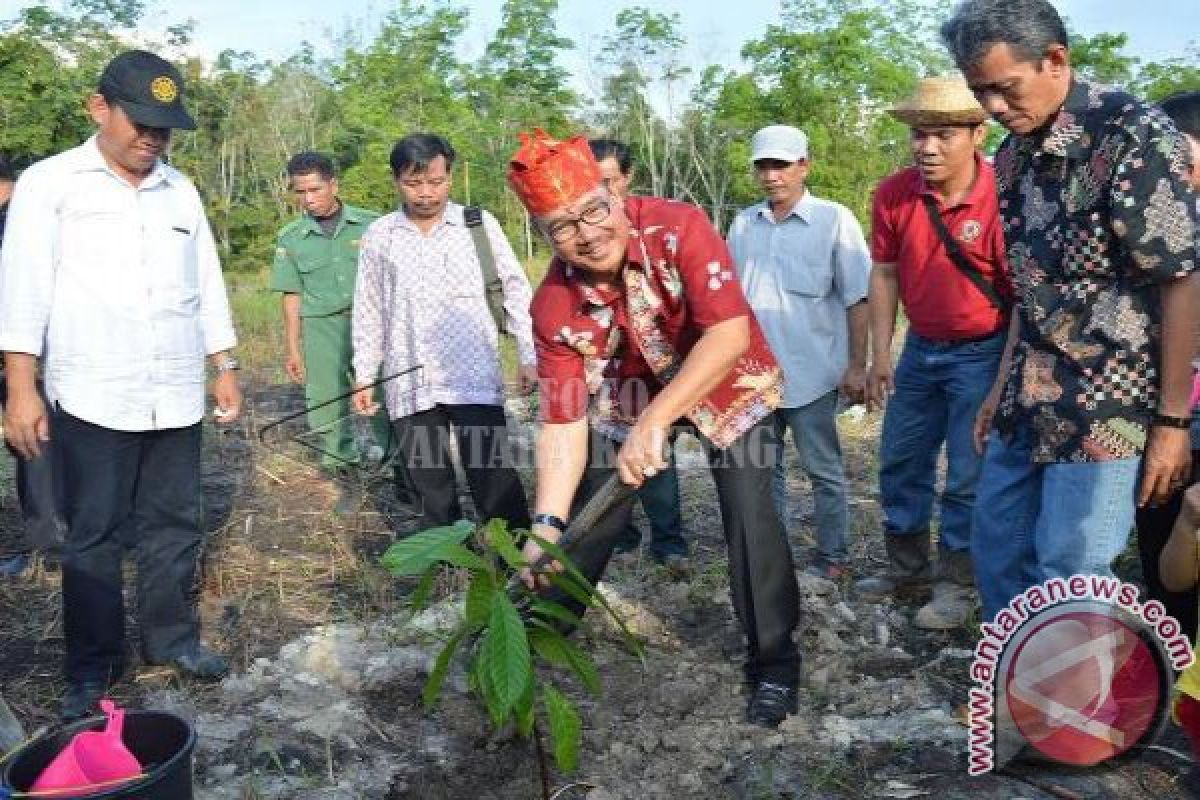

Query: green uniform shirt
269;204;380;317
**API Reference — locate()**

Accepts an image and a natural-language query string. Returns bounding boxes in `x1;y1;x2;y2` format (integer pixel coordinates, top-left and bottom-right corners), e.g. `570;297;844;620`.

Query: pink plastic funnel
30;698;142;796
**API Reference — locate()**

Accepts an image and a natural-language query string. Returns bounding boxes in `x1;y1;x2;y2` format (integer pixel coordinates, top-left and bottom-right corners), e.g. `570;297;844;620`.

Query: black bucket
2;709;195;799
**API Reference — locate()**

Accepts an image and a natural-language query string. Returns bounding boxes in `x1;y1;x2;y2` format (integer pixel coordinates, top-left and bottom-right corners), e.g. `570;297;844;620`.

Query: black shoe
61;679;108;722
746;681;797;728
154;645;229;681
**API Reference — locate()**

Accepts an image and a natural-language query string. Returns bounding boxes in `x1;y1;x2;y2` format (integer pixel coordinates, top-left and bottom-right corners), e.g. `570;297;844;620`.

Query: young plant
379;517;642;794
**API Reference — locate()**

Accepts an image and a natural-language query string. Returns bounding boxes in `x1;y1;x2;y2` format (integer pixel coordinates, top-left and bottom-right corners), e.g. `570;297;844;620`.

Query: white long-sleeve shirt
0;136;237;432
352;202;535;419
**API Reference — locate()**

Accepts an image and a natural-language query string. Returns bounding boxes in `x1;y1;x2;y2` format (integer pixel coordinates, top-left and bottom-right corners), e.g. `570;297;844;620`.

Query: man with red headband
509;130;801;728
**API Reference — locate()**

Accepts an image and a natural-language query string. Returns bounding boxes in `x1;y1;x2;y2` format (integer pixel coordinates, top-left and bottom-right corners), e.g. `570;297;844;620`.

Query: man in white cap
727;125;871;580
862;75;1011;629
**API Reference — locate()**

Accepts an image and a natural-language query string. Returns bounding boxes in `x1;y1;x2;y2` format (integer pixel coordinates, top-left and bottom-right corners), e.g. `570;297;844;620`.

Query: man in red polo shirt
863;76;1012;629
508;129;801;728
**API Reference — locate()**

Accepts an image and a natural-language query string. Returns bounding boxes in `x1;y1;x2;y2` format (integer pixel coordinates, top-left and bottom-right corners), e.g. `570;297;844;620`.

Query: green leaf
408;569;437;612
483;518;527;570
529;626;571;667
528;627;600;696
439;543;490;573
423;628;466;707
379;522;475;576
559;639;601;696
465;573;497;633
529;598;582;629
542;683;582;774
514;674;536;738
526;531;592;588
479;593;533;721
544;571;597;609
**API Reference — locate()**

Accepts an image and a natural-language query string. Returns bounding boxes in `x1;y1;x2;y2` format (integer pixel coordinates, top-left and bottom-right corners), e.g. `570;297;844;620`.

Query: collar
555;235;647;311
395;201;462;232
75;135;175;189
1033;76;1093;159
917;151;993;209
754;190;814;224
300;203;372;237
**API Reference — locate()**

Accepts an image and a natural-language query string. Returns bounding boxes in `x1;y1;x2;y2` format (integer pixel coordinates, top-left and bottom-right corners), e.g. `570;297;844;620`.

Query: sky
0;0;1197;102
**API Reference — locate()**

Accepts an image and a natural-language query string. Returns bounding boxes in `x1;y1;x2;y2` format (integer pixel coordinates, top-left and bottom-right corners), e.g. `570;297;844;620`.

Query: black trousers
561;418;800;686
391;403;531;531
0;379;66;554
53;408;205;682
1134;451;1200;646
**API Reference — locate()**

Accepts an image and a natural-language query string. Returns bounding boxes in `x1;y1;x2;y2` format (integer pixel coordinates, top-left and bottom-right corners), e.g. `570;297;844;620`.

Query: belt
911;329;1004;346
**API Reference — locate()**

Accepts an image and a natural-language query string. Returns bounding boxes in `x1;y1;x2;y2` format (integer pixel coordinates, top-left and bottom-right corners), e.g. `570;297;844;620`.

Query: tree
334;1;474;212
594;8;690;198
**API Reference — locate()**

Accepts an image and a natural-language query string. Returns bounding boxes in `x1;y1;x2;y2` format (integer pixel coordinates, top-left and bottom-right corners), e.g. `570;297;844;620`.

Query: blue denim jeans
773;390;849;566
879;332;1004;554
972;426;1141;620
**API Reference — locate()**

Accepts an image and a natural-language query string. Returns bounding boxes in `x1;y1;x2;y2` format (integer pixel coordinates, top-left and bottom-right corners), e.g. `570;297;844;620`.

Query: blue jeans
618;450;687;558
773;391;848;566
879;332;1004;554
972;427;1141;620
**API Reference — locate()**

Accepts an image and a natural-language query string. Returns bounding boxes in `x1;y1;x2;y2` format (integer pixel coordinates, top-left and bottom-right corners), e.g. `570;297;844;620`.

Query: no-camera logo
968;577;1191;774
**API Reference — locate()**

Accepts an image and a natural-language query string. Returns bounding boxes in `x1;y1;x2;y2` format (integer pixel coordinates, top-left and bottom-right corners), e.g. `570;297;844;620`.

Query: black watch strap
1153;412;1193;430
532;513;567;533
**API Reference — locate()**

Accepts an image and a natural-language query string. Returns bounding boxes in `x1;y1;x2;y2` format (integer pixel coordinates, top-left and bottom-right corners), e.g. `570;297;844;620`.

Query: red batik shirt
531;196;783;449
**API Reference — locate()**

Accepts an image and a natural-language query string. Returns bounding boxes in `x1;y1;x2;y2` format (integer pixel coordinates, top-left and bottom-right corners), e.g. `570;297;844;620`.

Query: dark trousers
618;449;687;558
1134;451;1200;646
7;447;66;553
0;379;66;554
564;418;800;685
391;403;531;531
53;409;204;683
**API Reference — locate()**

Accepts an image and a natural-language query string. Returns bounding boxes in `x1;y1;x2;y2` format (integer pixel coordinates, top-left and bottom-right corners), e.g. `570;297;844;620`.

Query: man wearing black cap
0;50;242;720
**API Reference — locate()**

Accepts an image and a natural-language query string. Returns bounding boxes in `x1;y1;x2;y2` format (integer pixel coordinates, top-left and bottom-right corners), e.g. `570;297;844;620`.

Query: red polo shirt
870;154;1011;340
532;196;783;449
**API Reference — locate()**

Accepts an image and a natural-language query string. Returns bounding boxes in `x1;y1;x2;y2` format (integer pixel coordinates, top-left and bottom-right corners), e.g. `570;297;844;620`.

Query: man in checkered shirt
351;133;536;533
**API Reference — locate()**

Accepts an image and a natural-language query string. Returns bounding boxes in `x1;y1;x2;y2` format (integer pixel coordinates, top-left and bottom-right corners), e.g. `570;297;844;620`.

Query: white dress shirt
0;136;237;432
352;202;536;419
727;191;871;408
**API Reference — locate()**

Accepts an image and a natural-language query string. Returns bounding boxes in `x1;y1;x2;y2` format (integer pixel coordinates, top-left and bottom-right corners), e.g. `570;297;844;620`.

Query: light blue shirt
727;192;870;408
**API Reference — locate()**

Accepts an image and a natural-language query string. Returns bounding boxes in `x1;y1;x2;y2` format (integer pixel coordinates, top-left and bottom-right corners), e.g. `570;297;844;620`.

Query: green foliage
0;1;1195;292
379;518;642;778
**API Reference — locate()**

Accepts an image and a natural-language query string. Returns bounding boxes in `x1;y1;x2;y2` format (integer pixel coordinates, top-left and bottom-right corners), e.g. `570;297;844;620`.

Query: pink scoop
31;698;142;796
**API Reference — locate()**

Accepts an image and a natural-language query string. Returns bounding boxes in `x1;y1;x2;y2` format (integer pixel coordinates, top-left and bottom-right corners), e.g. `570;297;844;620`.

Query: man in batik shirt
941;0;1199;619
508;129;801;728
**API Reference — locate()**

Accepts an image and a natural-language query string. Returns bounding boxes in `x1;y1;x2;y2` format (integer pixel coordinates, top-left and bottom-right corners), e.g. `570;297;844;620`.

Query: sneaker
746;681;798;728
913;582;977;630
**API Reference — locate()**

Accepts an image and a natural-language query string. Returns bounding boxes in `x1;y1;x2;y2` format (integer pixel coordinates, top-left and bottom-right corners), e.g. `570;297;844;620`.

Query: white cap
750;125;808;163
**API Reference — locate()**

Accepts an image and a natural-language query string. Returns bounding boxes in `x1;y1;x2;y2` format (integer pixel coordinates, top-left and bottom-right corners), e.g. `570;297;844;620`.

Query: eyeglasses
543;199;612;243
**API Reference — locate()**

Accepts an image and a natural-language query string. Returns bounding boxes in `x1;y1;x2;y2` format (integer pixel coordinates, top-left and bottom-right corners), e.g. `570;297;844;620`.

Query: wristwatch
1152;412;1192;430
214;356;240;374
532;513;567;533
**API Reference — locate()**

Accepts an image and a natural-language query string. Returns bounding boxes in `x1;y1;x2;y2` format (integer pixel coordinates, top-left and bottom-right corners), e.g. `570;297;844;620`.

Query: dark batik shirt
992;77;1199;463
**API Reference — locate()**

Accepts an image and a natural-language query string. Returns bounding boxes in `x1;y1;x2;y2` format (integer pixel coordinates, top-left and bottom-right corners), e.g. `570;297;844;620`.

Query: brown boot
855;533;932;599
914;548;977;630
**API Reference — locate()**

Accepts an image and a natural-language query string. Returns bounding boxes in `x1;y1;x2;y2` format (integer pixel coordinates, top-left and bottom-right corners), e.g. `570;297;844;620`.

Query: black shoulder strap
463;206;509;336
919;194;1007;311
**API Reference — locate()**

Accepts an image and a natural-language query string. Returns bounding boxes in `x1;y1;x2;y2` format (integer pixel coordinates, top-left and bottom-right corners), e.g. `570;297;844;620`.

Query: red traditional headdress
507;128;603;215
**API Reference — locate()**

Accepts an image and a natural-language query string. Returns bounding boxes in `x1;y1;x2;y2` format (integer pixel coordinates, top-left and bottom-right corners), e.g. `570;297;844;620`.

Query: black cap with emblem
97;50;196;131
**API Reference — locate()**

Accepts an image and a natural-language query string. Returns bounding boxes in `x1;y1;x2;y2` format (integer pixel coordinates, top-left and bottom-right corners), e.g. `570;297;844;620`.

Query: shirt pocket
781;258;834;298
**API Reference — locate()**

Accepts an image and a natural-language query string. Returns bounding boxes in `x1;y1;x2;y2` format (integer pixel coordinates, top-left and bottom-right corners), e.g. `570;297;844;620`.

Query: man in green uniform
270;152;390;510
